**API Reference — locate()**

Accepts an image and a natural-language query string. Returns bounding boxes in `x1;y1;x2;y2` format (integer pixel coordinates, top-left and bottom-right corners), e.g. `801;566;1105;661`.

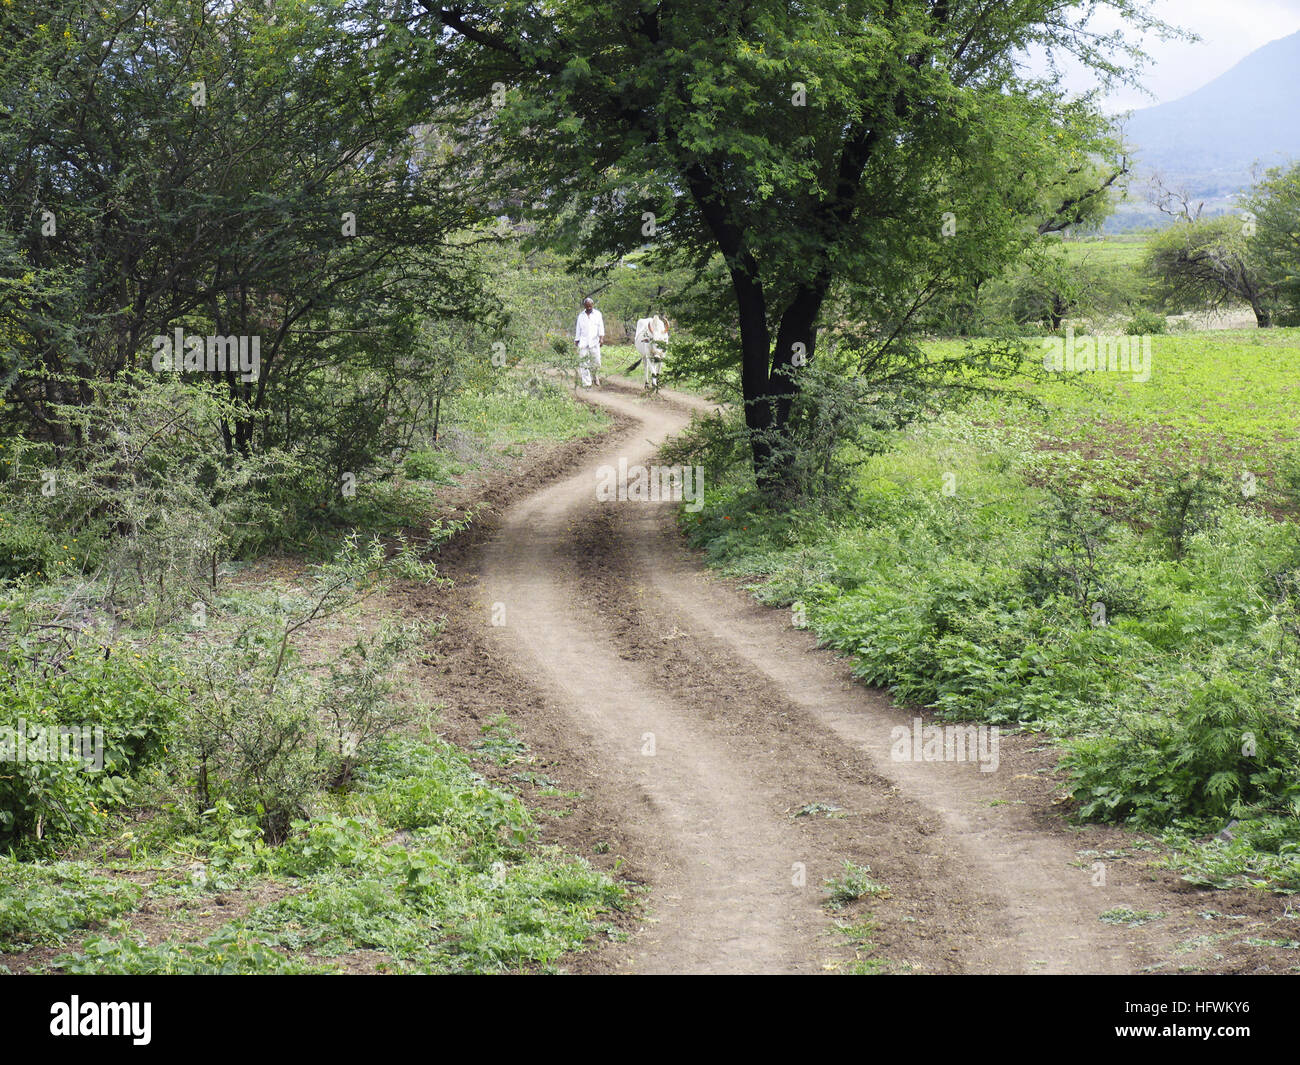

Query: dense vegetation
667;327;1300;890
2;0;1298;976
0;363;625;971
0;1;632;970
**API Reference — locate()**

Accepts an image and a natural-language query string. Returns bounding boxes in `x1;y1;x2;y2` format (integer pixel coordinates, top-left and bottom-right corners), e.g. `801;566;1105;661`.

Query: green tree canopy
1246;162;1300;324
1;0;485;463
404;0;1174;490
1142;216;1274;327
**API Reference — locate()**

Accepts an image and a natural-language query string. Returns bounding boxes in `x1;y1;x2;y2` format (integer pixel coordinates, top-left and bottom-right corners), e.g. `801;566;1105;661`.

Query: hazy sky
1040;0;1300;112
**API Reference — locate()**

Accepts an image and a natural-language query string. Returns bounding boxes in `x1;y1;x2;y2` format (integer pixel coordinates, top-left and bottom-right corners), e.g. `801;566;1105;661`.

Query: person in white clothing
573;297;605;388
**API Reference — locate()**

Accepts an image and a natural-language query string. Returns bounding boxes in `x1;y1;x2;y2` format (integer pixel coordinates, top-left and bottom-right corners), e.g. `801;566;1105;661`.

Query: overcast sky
1036;0;1300;112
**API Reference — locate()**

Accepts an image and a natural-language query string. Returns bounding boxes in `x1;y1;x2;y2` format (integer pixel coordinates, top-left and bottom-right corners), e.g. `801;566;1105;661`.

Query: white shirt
575;308;605;347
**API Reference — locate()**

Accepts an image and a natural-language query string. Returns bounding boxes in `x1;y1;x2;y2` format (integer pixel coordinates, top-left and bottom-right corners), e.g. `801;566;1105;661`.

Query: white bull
634;315;670;390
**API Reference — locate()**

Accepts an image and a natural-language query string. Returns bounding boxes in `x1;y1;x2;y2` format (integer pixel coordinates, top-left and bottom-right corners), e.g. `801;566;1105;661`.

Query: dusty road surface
424;379;1290;975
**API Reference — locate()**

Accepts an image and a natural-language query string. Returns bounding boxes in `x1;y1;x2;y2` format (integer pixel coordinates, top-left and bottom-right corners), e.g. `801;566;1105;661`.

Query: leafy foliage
410;0;1168;489
1245;162;1300;323
0;0;486;472
0;616;184;854
45;737;625;975
0;859;141;951
681;328;1300;887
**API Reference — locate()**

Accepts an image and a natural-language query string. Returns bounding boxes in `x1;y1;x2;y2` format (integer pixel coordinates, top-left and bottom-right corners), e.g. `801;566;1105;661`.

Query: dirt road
425;380;1292;975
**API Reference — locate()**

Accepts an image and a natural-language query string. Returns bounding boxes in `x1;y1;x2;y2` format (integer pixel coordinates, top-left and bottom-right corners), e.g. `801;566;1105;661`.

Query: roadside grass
822;863;890;974
679;327;1300;893
823;861;889;909
450;365;607;447
1100;907;1165;926
6;683;625;975
835;916;890;975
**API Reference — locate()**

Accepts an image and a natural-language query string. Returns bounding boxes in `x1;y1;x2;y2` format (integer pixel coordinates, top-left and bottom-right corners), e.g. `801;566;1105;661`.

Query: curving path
474;379;1165;974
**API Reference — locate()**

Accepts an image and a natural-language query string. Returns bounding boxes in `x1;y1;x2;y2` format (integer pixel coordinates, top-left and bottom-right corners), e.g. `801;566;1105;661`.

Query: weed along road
466;379;1185;975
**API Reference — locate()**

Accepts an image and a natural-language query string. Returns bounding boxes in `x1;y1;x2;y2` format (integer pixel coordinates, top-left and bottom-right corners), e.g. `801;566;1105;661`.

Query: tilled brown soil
414;379;1300;975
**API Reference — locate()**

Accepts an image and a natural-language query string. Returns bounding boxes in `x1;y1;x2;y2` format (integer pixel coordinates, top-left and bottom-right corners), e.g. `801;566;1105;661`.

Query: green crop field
1058;233;1153;270
937;327;1300;511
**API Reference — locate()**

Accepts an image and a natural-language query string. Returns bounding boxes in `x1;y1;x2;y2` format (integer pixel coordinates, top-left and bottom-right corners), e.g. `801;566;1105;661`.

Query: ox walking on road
633;315;670;391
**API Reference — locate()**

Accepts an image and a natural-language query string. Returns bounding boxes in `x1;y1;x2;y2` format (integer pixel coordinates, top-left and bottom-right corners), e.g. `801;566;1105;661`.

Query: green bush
0;620;183;854
0;513;60;583
0;376;299;626
1064;659;1300;827
402;449;457;482
1124;309;1167;335
138;537;436;844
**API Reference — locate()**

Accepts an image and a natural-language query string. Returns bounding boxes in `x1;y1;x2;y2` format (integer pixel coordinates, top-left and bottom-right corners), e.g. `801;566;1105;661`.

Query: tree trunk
681;159;821;496
728;270;829;496
761;285;828;496
1049;292;1066;332
727;264;775;478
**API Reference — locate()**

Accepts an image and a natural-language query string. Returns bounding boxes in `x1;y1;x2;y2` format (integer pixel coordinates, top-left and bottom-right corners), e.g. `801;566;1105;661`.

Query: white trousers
577;343;601;387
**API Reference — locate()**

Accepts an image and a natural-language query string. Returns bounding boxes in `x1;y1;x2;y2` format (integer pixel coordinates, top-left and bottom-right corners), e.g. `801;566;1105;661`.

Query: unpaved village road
420;379;1290;975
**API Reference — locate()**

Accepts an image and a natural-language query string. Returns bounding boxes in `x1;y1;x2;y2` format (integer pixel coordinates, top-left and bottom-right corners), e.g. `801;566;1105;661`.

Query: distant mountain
1107;30;1300;231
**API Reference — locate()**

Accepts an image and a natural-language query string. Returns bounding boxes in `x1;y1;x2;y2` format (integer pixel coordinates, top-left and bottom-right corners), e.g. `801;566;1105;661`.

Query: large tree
1142;217;1275;328
402;0;1171;490
1;0;485;459
1245;162;1300;324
